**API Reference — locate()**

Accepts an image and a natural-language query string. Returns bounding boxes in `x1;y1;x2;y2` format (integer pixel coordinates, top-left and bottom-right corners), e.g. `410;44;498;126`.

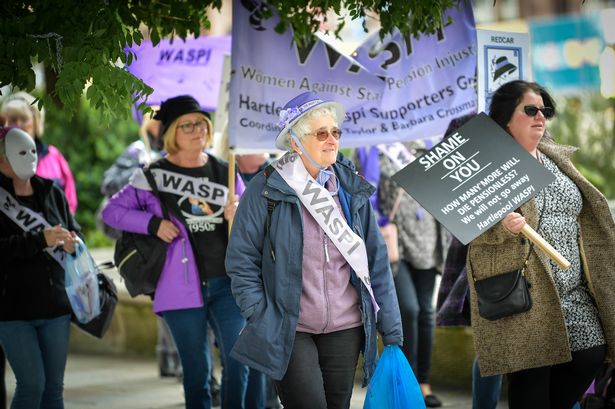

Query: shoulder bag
113;168;169;297
73;261;118;338
471;194;545;321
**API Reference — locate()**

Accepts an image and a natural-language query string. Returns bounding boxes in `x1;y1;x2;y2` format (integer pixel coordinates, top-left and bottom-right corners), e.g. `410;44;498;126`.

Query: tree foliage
43;96;139;247
549;94;615;200
0;0;461;119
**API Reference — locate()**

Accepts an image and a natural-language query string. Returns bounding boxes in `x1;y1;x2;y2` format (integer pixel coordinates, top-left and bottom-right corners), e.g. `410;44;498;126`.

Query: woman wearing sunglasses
225;92;402;408
468;80;615;408
102;95;260;409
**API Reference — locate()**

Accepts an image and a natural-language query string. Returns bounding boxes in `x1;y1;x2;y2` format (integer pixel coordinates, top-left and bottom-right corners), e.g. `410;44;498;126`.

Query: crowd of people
0;81;614;409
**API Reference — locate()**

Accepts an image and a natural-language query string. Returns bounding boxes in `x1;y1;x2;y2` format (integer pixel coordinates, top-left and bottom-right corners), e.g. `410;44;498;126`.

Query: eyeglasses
308;127;342;141
178;120;208;134
523;105;554;119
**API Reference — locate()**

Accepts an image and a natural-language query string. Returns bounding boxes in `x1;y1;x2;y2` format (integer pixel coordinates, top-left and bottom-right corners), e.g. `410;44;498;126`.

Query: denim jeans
274;327;363;409
394;261;437;383
163;276;253;409
472;357;502;409
0;314;71;409
246;368;265;409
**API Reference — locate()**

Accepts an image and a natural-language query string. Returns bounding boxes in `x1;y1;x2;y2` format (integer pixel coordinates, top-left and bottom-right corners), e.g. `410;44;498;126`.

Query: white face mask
5;128;37;180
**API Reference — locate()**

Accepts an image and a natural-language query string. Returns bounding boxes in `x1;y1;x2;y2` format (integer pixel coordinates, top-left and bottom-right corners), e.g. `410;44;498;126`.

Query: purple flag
126;36;231;110
352;2;477;141
229;0;477;151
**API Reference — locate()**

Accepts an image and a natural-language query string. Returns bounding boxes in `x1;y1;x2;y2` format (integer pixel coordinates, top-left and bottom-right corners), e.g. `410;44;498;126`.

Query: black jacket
0;173;80;320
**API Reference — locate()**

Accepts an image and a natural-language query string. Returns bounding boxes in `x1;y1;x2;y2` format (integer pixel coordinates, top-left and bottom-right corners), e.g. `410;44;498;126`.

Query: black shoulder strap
263;164;277;262
263;164;275;178
143;168;170;220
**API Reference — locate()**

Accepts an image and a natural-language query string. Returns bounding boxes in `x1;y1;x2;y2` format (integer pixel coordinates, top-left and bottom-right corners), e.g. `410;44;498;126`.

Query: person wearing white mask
0;127;80;409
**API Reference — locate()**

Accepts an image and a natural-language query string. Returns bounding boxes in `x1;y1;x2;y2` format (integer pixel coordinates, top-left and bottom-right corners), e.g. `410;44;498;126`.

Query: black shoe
424;394;443;408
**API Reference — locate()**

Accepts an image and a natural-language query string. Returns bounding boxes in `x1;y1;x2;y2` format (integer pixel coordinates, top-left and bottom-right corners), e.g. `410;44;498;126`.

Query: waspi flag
352;2;477;142
228;0;477;151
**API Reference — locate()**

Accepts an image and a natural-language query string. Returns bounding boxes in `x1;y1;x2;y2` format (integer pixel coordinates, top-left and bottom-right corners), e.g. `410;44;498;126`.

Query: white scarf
274;152;380;318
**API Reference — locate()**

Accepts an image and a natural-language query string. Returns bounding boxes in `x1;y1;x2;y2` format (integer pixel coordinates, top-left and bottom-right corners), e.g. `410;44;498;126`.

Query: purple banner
126;36;231;111
228;0;477;151
352;3;478;140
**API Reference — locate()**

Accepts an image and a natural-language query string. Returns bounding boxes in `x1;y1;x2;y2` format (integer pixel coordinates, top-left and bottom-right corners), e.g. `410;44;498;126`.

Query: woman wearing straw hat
225;91;403;408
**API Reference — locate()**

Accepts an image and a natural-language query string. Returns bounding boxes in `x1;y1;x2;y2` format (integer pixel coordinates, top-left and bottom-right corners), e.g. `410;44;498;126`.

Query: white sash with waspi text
377;143;416;171
0;186;66;267
274;153;380;317
130;168;229;207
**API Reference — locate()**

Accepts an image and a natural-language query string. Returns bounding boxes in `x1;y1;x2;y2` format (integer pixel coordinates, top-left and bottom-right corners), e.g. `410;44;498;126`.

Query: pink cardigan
37;144;78;214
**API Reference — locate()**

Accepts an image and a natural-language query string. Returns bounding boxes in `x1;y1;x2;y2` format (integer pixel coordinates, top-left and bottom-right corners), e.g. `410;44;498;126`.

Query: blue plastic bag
364;345;426;409
65;240;101;324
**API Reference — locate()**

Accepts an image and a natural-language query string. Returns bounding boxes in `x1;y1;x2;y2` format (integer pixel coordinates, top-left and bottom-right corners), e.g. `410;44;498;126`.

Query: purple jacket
102;180;203;314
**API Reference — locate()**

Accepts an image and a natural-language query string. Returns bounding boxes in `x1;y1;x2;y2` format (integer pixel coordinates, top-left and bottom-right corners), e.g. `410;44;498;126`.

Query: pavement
6;353;508;408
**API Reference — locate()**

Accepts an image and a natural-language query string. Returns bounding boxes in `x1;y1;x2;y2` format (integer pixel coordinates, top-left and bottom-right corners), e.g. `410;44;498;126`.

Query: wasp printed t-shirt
157;158;228;280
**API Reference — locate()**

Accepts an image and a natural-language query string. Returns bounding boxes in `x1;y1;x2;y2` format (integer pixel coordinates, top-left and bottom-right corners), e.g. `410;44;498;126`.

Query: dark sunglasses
309;127;342;141
523;105;554;119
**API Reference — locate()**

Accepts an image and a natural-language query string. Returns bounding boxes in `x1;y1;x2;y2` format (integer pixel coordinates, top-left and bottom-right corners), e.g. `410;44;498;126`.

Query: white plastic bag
65;240;101;324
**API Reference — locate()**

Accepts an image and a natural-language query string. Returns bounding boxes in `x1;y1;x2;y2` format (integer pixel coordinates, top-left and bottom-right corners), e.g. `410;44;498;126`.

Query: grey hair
286;105;339;150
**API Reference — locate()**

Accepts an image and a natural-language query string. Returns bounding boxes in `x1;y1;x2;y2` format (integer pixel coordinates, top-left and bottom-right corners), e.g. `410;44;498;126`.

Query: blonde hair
0;92;45;138
139;107;160;141
163;113;212;155
138;107;161;162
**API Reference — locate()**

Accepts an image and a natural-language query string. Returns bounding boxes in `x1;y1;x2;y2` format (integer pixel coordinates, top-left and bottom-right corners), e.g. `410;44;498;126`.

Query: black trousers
274;327;363;409
507;344;607;409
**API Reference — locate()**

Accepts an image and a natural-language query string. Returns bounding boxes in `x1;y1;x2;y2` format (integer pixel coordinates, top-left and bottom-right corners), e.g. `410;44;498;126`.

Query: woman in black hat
103;95;257;409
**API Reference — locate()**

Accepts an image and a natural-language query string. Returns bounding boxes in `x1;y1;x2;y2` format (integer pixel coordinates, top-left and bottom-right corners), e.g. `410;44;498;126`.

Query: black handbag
113;168;169;297
472;256;532;321
471;194;545;321
73;268;118;338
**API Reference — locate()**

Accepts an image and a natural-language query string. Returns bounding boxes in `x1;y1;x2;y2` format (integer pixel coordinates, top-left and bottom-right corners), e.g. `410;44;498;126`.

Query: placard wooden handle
521;224;571;270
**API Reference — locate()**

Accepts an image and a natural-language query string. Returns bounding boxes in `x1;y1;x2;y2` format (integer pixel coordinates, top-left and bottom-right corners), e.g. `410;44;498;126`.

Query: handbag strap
143;167;170;220
469;192;546;282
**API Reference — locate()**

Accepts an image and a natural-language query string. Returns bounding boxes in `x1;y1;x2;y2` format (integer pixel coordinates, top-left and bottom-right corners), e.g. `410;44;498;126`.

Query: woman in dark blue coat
225;92;403;409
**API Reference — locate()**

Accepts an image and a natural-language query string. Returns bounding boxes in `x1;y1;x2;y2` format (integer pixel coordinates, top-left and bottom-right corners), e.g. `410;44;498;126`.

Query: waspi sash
275;153;380;318
0;186;66;267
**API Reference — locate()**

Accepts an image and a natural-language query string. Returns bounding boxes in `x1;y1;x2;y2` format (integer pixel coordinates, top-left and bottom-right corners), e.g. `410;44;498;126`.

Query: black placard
391;113;555;244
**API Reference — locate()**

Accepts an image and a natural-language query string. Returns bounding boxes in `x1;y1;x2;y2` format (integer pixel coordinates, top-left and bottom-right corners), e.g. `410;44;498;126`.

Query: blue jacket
225;154;402;385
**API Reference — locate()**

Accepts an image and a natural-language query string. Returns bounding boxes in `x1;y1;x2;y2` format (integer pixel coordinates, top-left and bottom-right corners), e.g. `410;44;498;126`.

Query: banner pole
228;146;236;233
520;224;570;270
